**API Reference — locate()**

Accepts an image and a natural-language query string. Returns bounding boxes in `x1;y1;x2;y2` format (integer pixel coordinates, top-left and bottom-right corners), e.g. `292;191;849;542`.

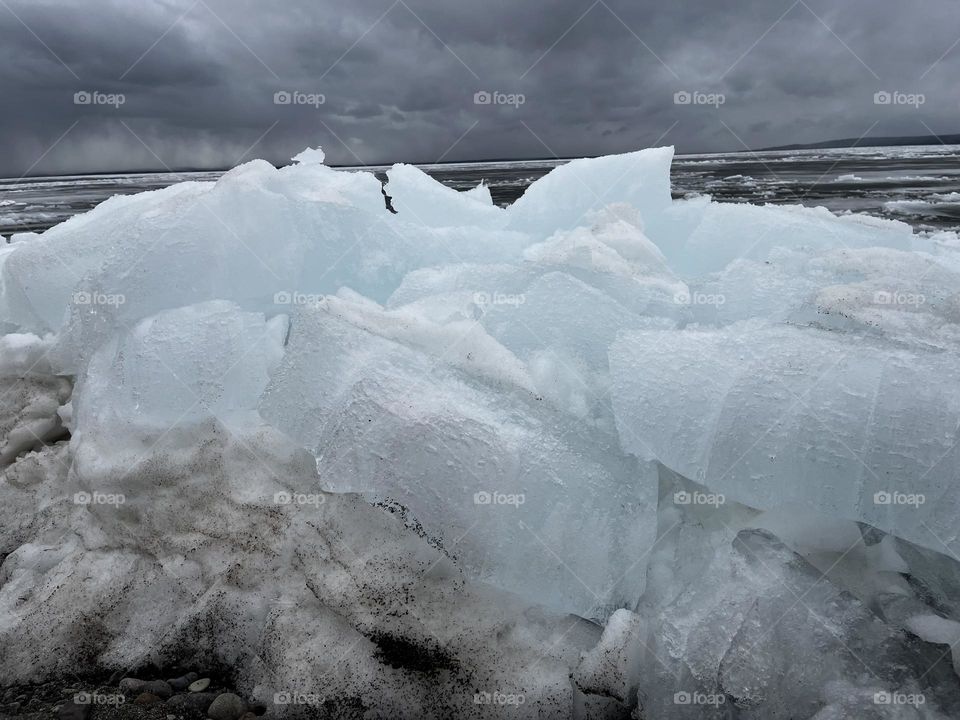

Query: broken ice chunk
610;322;960;558
635;528;960;719
260;297;657;617
74;300;286;435
506;147;674;239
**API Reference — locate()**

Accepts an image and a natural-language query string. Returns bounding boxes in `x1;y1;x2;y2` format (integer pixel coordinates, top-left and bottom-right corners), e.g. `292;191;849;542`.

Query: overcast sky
1;0;958;176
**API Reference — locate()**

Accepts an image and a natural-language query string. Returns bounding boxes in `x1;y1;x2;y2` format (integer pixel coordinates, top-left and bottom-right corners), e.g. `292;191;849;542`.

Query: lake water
3;144;960;237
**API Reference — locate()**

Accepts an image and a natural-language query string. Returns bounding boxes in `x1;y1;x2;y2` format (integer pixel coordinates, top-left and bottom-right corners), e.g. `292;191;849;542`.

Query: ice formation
2;145;960;718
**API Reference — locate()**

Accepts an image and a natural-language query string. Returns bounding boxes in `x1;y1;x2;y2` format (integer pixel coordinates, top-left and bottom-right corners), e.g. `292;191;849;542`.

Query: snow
2;144;960;717
572;608;643;704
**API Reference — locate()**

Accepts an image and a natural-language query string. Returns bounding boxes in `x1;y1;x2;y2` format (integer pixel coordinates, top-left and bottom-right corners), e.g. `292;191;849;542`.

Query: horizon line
4;134;960;182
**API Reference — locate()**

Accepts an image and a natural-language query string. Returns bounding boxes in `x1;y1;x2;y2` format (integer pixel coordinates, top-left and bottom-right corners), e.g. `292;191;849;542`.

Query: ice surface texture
2;145;960;717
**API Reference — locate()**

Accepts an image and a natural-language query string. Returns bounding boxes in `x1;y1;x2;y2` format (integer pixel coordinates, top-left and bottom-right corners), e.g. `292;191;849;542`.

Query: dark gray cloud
0;0;958;176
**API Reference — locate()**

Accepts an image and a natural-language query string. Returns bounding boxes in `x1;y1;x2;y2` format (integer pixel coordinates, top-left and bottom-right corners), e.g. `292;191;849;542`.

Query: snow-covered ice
1;145;960;718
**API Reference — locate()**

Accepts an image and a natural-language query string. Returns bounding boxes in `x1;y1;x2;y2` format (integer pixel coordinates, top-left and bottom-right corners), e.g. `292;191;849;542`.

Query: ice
906;615;960;656
1;180;214;333
259;296;657;618
658;201;913;276
522;204;671;278
634;524;960;719
385;164;506;228
0;332;56;374
610;322;960;556
618;466;960;717
0;156;526;349
2;143;960;716
73;300;287;436
290;146;326;165
462;180;494;205
480;271;652;373
506;147;675;238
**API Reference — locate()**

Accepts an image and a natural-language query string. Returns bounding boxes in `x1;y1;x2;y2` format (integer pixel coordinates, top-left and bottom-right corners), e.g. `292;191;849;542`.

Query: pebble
188;677;211;692
168;672;198;691
207;692;247;720
57;700;91;720
134;692;163;705
143;680;173;699
166;691;218;713
119;678;147;696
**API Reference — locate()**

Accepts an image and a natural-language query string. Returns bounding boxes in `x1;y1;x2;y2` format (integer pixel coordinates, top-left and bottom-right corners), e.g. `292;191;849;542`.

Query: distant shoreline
760;134;960;151
5;137;960;182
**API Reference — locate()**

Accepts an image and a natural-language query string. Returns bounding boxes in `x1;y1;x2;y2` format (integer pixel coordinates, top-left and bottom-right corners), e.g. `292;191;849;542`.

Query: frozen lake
3;144;960;237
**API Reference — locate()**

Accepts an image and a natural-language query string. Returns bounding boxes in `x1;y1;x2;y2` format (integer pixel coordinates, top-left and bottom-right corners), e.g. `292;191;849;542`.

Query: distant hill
760;134;960;151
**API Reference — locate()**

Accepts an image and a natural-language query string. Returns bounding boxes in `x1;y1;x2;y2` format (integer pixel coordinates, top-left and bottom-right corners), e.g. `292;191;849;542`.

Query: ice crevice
1;146;960;717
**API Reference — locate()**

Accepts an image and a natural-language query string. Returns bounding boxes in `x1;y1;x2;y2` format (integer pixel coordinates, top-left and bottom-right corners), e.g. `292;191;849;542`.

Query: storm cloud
0;0;957;176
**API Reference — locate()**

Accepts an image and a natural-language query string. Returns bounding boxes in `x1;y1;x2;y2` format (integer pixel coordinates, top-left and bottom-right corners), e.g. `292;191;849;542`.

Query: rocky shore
1;670;264;720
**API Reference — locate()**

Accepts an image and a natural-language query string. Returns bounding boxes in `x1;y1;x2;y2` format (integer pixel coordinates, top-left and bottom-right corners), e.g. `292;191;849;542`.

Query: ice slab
386;163;507;228
73;300;286;436
506;147;675;239
260;295;657;618
610;322;960;556
635;527;960;719
660;201;913;277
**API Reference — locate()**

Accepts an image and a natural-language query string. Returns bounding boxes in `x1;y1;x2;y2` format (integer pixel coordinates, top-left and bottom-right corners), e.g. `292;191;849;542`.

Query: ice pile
2;145;960;718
